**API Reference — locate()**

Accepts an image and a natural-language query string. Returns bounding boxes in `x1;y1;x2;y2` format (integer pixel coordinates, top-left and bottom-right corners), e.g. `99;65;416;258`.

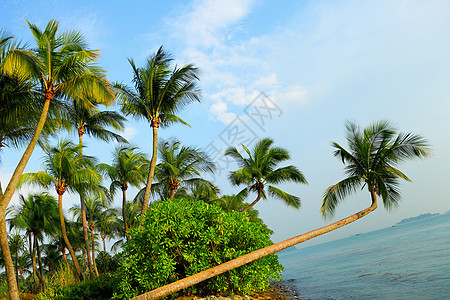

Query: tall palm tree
0;20;114;299
133;121;431;300
18;139;103;280
98;146;148;239
66;99;126;275
116;46;201;214
152;139;216;200
225;138;308;212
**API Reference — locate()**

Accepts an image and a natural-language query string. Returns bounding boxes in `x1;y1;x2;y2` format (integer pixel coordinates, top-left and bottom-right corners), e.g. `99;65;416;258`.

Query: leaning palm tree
225;138;308;212
116;46;201;214
18;139;103;280
66;99;126;275
98;146;148;239
0;20;114;299
134;120;431;300
152;139;216;200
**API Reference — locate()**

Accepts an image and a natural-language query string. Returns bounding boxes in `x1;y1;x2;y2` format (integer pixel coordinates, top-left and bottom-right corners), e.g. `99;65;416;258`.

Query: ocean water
277;213;450;300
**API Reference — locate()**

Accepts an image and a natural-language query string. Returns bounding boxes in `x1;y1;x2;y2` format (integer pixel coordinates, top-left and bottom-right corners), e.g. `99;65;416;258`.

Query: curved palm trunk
79;133;94;275
132;193;378;300
141;122;159;214
0;97;52;300
242;188;262;212
57;192;82;280
90;226;99;276
169;188;176;200
61;246;70;270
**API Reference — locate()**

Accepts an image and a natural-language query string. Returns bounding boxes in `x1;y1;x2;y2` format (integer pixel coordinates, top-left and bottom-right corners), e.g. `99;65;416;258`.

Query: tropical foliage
113;198;282;299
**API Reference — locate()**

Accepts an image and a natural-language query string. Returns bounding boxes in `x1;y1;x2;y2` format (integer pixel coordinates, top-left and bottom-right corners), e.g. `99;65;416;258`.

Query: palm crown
225;138;307;211
322;120;431;217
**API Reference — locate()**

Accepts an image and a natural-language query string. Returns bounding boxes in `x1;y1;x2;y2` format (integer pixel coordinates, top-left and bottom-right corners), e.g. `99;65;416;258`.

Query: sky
1;0;449;248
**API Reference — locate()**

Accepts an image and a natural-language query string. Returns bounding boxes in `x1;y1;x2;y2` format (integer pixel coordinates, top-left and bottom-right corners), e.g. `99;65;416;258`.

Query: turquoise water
277;213;450;299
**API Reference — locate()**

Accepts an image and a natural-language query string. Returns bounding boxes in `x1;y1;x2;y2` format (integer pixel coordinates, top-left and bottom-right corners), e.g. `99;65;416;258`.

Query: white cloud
121;126;137;141
209;101;237;124
273;85;308;104
178;0;255;48
251;73;279;89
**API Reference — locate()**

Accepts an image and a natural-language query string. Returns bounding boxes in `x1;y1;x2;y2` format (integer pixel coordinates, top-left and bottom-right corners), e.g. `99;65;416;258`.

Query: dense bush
96;251;120;274
113;198;283;299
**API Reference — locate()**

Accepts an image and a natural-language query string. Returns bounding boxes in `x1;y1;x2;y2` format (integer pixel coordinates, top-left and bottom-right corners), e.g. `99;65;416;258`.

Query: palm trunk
90;227;99;276
102;234;106;252
141;122;159;214
0;96;52;300
122;186;129;241
242;189;262;212
32;233;39;289
57;192;82;280
80;195;93;275
36;237;46;291
62;247;70;270
14;248;19;288
132;194;378;300
78;133;94;275
169;188;176;200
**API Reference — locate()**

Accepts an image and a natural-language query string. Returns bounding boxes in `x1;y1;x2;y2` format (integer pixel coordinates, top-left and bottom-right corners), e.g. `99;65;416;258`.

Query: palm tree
116;46;201;214
98;146;148;239
133;121;430;300
225;138;308;212
18;139;103;280
7;232;25;287
96;206;119;252
9;193;59;291
0;20;114;299
152;139;216;200
111;201;141;253
66;100;126;275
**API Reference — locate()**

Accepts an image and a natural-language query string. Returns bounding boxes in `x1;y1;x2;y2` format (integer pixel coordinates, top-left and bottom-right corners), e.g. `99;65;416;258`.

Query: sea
277;212;450;300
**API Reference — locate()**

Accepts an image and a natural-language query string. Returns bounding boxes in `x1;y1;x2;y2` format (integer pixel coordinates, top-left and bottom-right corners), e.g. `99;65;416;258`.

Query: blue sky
1;0;449;247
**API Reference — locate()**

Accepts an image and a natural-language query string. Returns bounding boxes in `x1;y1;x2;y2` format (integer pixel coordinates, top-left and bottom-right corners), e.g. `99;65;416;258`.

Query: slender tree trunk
169;188;176;200
141;121;159;215
57;192;83;280
242;189;262;212
62;247;70;270
0;96;52;300
132;195;378;300
102;235;106;252
122;186;129;241
14;249;19;288
36;236;46;291
31;233;39;290
78;133;93;275
90;227;99;276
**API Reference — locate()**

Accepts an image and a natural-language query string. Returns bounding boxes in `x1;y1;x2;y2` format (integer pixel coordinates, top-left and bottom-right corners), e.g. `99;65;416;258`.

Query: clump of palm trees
0;18;431;300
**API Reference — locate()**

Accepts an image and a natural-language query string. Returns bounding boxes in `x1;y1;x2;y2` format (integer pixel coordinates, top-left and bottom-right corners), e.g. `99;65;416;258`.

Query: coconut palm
98;146;148;239
111;201;142;253
66;100;126;275
134;121;430;300
152;139;216;200
225;138;308;212
18;139;103;280
0;20;114;299
7;232;25;287
116;46;201;214
96;206;119;252
9;193;59;291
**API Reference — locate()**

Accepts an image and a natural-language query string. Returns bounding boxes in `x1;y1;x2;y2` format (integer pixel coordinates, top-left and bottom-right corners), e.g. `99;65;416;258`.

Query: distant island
396;213;440;225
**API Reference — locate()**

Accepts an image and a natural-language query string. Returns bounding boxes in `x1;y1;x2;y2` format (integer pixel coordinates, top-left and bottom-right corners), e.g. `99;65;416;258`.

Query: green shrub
54;274;119;300
113;198;283;299
96;251;119;274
